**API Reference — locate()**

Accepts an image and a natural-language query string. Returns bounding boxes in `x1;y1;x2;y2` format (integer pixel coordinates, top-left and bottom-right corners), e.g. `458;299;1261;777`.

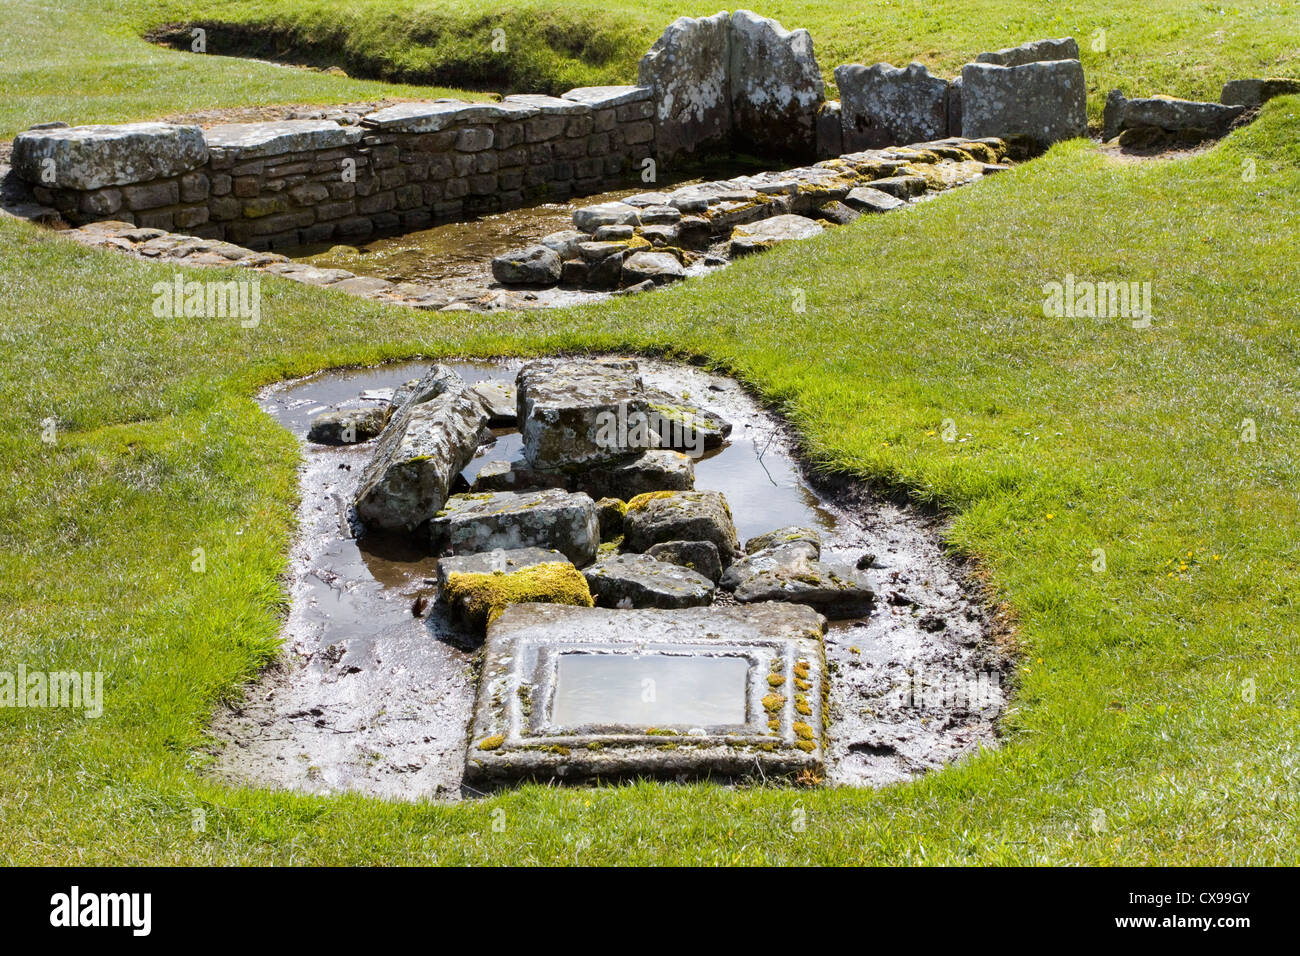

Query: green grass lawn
2;0;1299;864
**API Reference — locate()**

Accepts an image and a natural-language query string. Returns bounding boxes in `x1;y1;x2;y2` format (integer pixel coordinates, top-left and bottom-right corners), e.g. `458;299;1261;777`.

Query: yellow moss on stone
767;674;786;688
478;734;505;751
762;693;786;713
793;721;814;740
443;562;593;628
626;490;679;511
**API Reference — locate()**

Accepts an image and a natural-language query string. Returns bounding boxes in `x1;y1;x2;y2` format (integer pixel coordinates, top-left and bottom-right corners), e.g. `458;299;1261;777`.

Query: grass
2;0;1300;864
3;0;1299;136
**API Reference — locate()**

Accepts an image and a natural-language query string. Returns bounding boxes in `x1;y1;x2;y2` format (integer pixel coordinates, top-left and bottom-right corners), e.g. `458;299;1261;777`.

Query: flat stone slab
502;93;591;115
745;526;823;556
975;37;1079;67
1119;96;1245;135
583;552;715;608
516;357;652;469
203;120;363;157
724;544;876;619
573;201;642;232
11;122;207;190
961;60;1087;149
307;406;388;445
844;186;907;213
431;489;600;567
464;602;828;783
561;86;653;109
471;381;518;426
362;100;536;132
730;213;824;255
436;547;570;590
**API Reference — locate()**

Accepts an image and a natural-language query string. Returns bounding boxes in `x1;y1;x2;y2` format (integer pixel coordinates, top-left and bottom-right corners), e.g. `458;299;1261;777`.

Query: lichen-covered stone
516;357;653;469
442;561;593;629
730;213;824;255
975;37;1080;67
573;201;641;232
579;449;696;499
725;544;876;618
431;489;600;566
595;497;627;540
436;547;571;590
729;10;825;160
354;385;490;531
12;122;207;190
471;381;518;426
1119;97;1245;137
583;552;715;608
1221;77;1300;108
844;186;907;213
835;62;950;151
638;12;733;162
745;525;823;556
622;490;739;566
645;539;723;583
472;458;569;493
960;60;1087;150
621;250;685;285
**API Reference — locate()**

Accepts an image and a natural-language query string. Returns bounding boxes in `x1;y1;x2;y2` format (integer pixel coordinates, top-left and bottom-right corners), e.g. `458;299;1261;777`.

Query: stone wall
14;89;655;250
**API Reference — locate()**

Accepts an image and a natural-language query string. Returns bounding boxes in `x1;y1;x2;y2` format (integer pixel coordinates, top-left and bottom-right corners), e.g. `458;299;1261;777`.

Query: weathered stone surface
622;250;685;285
816;200;859;224
730;213;824;255
573;201;641;232
471;381;518;426
816;101;843;159
595;497;626;539
1103;89;1127;141
491;244;561;286
638;12;733;162
975;37;1080;67
581;449;695;499
720;541;818;590
203;120;363;157
561;86;654;109
436;547;572;590
1221;77;1300;108
516;357;652;469
745;525;822;556
502;94;592;116
724;543;875;618
431;489;600;566
729;10;825;159
354;385;490;531
472;458;568;493
1119;96;1245;136
644;389;732;452
465;602;828;782
389;364;466;410
622;490;739;566
12;123;207;190
362;100;535;132
306;406;388;445
961;60;1087;149
583;552;715;608
540;229;586;259
638;204;682;225
594;224;635;242
836;62;950;151
860;174;925;199
844;185;907;212
645;539;723;583
440;559;593;631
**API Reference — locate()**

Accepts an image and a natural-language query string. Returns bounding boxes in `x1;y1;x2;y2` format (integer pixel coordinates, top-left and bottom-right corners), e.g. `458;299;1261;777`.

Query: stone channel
210;356;1007;797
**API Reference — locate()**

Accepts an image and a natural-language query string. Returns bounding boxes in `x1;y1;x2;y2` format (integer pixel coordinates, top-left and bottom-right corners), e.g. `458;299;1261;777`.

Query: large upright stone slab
960;60;1087;150
835;62;950;151
464;602;828;783
728;10;825;160
516;358;653;470
638;12;733;162
11;123;207;190
353;384;491;531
